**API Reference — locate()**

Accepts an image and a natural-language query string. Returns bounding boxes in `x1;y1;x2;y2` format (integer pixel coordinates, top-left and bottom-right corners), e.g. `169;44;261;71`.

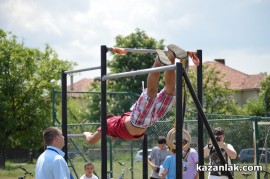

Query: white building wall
233;90;260;106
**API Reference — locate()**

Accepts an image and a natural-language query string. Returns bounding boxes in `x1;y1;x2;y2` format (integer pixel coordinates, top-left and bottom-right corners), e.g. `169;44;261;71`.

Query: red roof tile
203;61;266;90
67;78;94;91
66;78;95;97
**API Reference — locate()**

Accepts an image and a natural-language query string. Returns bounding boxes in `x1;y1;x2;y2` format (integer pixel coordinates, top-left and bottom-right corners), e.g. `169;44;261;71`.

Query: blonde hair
84;162;94;170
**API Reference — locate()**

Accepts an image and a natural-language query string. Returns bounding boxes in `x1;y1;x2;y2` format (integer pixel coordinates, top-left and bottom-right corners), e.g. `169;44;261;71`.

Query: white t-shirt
80;174;98;179
208;175;228;179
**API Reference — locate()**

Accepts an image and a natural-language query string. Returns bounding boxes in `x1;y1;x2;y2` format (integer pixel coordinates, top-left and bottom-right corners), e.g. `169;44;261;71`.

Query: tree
85;28;165;120
241;73;270;117
186;63;244;149
108;28;165;94
0;29;74;169
261;74;270;115
186;64;240;116
86;28;242;120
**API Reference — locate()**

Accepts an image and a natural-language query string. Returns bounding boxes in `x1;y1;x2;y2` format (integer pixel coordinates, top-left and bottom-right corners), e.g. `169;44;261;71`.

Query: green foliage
242;99;265;116
0;29;75;168
260;74;270;114
202;65;239;114
108;28;165;94
85;28;165;121
186;64;240;115
81;92;102;123
241;74;269;117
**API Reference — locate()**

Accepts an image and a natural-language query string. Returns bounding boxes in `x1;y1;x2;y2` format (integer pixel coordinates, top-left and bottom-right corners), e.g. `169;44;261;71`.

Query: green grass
0;161;35;179
1;159;269;179
70;157;151;179
0;159;150;179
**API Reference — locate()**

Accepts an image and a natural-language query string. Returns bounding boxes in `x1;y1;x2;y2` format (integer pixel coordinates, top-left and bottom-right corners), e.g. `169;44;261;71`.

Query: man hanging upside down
83;44;199;144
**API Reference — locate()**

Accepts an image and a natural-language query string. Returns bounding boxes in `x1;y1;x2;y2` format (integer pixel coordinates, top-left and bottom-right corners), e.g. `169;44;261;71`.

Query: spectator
161;129;198;179
80;162;98;179
182;132;199;179
35;126;73;179
148;136;170;179
204;127;237;179
160;143;176;179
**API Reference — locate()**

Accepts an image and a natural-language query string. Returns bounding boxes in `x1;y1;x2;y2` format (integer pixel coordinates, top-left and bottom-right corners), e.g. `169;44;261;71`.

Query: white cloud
0;0;269;81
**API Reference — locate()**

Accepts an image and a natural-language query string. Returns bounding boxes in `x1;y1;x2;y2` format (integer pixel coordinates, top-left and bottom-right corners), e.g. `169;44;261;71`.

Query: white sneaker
167;44;187;59
156;49;172;65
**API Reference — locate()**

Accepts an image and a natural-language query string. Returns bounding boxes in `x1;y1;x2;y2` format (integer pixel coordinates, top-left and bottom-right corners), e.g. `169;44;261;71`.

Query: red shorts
98;112;144;140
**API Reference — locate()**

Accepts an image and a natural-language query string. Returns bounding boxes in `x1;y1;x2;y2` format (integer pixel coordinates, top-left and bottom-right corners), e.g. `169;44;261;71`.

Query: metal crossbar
107;47;167;54
102;65;175;81
67;134;84;138
64;66;101;74
258;122;270;125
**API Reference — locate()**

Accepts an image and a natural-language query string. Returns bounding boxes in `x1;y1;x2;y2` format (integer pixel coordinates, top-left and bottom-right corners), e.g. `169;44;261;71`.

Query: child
160;144;177;179
161;129;198;179
80;162;98;179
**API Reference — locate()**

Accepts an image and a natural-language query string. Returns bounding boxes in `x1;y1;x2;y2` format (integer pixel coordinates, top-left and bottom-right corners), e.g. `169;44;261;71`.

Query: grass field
0;159;269;179
0;161;35;179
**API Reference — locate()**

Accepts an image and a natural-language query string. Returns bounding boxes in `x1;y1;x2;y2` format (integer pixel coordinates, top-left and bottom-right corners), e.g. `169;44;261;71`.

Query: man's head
157;136;167;150
43;127;65;149
214;127;224;142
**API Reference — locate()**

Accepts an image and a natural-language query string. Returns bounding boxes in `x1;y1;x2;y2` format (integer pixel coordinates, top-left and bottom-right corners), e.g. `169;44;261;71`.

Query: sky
0;0;269;83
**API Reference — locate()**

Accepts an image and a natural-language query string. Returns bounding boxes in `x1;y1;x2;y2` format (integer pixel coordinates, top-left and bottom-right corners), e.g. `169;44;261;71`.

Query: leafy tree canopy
85;29;165;119
0;29;75;168
187;64;240;115
107;28;165;94
260;74;270;114
242;73;270;116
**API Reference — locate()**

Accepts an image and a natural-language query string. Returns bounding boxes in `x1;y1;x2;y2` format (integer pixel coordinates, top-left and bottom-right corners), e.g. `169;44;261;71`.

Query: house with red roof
204;59;266;106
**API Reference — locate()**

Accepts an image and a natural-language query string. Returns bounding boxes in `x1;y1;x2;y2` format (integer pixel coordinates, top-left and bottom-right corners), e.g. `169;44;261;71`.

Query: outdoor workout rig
61;45;234;179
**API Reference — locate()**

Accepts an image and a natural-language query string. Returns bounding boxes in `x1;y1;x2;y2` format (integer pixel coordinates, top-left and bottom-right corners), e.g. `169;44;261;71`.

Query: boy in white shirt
80;162;98;179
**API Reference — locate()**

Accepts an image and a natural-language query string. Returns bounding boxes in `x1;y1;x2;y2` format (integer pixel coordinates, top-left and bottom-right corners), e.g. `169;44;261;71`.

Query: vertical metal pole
265;127;268;179
131;141;134;179
143;134;148;179
253;120;260;179
101;45;108;179
61;70;68;162
52;88;55;126
70;74;74;90
109;138;113;178
264;94;269;179
197;50;204;179
176;62;183;179
183;70;233;179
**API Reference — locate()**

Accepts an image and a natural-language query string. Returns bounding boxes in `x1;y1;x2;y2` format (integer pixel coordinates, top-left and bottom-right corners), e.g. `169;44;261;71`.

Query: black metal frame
61;46;233;179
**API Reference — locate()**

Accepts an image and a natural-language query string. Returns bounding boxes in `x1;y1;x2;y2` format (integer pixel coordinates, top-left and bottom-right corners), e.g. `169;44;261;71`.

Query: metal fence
52;90;270;179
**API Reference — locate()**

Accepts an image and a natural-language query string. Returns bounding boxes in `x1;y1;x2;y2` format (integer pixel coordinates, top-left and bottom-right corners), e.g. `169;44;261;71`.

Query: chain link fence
52;90;270;179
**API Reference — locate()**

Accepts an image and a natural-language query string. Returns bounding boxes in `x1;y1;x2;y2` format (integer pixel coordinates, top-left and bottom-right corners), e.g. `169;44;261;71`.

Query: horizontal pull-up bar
107;47;167;54
67;134;84;138
64;66;101;74
102;64;176;81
